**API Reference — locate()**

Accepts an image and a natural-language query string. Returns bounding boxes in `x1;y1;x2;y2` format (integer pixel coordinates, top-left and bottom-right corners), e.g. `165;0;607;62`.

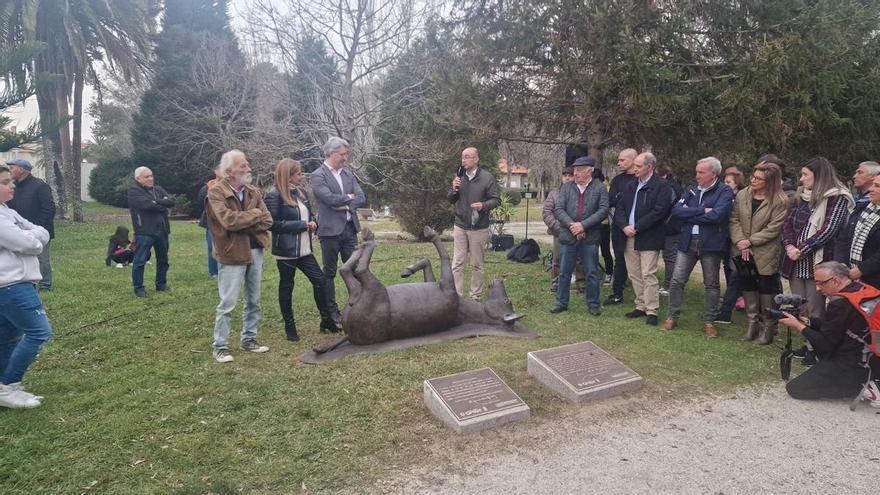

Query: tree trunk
55;82;73;221
71;70;84;222
586;125;604;166
35;81;68;219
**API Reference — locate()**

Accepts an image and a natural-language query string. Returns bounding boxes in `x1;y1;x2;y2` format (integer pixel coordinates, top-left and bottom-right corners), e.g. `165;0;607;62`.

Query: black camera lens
764;308;784;319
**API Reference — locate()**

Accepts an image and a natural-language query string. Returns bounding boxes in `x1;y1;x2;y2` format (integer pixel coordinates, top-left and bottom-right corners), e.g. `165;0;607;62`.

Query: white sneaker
863;381;880;408
0;384;41;409
8;382;43;401
659;288;670;297
116;263;124;268
213;349;234;363
240;339;269;353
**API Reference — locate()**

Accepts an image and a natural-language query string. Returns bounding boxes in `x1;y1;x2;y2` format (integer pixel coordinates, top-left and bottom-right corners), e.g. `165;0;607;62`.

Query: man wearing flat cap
552;156;609;315
6;159;56;291
448;147;501;301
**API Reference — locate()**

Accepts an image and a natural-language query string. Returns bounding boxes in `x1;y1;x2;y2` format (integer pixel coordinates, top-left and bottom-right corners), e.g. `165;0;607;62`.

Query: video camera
763;294;808;320
764;293;808;381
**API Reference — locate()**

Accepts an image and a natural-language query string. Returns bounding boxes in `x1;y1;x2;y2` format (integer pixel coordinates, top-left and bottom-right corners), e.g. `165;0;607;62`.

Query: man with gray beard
206;150;274;363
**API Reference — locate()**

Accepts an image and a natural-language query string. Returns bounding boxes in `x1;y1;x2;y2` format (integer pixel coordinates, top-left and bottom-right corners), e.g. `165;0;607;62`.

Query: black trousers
277;254;329;324
319;222;358;312
599;224;613;275
786;358;868;400
610;226;628;296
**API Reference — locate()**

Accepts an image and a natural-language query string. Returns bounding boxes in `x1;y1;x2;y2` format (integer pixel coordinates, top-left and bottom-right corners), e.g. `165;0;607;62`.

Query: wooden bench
357;208;376;221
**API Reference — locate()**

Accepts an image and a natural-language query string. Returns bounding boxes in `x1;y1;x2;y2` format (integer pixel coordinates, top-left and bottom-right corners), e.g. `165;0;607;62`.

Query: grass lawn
0;203;783;494
508;203;545;223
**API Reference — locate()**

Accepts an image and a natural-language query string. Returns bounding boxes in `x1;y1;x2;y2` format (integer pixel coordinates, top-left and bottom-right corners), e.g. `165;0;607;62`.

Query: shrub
89;156;135;208
171;194;192;217
503;189;522;206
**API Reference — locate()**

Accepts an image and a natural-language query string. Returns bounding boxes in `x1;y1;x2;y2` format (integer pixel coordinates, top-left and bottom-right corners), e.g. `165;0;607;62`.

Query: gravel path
382;384;879;494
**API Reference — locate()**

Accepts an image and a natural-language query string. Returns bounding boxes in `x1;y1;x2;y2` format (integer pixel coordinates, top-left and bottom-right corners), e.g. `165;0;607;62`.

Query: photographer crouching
778;261;879;403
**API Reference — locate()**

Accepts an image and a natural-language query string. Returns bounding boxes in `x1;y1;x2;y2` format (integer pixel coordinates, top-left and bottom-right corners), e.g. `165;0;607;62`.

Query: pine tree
131;0;254;197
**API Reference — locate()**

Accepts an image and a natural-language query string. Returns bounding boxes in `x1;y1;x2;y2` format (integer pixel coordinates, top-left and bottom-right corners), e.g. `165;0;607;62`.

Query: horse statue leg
339;243;364;305
401;259;435;282
423;226;454;291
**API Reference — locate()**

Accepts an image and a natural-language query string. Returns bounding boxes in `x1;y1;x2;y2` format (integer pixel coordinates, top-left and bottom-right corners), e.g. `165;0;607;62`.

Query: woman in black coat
264;159;339;341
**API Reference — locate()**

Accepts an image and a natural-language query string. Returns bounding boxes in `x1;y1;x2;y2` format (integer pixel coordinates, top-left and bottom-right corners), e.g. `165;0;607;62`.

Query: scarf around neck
801;186;854;265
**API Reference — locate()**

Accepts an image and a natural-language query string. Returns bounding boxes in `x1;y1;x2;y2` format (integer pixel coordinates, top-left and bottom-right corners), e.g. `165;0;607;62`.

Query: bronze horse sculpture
299;226;536;363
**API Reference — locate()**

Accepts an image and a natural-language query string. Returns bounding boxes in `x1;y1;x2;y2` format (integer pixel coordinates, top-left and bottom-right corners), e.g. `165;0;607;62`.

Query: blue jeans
556;241;600;310
132;234;169;291
666;239;722;322
206;230;218;276
0;282;53;384
213;249;264;350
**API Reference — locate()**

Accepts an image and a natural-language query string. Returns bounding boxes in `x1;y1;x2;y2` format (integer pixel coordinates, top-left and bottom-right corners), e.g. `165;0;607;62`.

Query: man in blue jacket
552;156;609;315
661;157;735;337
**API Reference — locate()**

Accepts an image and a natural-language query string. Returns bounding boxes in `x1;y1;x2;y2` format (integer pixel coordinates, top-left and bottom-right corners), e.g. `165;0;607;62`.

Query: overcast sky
3;0;256;143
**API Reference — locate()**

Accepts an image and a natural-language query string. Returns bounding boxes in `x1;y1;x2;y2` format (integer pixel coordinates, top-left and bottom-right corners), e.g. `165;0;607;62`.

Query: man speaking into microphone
447;147;500;301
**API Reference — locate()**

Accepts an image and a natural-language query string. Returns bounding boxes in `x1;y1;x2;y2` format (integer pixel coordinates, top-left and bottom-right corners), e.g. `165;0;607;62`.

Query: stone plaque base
528;341;642;403
424;368;530;433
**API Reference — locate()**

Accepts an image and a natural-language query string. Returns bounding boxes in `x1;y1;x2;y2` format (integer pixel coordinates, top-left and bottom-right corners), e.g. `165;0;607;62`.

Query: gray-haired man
310;137;367;322
127;166;174;298
662;157;735;336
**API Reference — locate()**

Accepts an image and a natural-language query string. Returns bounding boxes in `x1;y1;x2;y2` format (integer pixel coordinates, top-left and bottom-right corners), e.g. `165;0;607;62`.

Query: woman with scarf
265;159;340;342
730;162;789;344
781;157;854;319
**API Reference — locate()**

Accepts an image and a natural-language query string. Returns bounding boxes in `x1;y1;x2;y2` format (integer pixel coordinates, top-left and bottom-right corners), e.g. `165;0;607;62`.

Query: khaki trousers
452;226;490;300
624;237;661;315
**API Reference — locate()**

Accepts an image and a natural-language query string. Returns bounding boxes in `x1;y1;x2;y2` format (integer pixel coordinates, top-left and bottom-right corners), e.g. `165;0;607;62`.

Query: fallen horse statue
298;226;537;364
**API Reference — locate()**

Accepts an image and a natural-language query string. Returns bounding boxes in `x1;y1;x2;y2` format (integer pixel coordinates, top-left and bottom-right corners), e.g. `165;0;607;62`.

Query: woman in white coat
0;163;53;409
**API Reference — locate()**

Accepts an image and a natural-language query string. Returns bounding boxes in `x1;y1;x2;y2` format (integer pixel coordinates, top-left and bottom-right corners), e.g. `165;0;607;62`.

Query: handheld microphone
454;165;465;191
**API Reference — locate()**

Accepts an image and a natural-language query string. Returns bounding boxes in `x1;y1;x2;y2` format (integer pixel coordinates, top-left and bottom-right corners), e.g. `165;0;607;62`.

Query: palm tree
1;0;158;220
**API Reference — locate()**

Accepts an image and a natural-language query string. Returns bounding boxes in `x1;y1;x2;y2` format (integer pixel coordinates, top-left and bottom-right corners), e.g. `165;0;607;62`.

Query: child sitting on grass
105;226;135;267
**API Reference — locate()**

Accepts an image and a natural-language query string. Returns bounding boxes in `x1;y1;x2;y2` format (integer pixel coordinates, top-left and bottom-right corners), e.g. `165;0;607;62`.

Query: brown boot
661;319;677;331
741;291;762;341
703;322;718;337
756;294;778;345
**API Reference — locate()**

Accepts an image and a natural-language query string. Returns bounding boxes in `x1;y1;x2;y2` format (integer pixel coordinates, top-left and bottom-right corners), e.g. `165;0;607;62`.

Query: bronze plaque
531;341;638;393
425;368;525;422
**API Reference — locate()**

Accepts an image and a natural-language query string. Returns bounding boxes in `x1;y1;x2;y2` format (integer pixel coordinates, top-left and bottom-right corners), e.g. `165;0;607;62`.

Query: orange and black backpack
835;283;880;358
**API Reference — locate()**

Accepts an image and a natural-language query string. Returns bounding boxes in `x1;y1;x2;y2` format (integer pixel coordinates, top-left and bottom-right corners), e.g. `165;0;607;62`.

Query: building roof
498;159;528;175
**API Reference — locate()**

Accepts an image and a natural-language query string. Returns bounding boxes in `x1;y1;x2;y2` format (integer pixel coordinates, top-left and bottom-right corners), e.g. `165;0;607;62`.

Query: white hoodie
0;203;49;288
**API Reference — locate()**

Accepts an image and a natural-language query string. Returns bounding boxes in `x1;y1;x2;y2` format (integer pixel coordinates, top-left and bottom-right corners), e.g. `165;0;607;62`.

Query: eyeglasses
815;277;835;286
750;175;766;182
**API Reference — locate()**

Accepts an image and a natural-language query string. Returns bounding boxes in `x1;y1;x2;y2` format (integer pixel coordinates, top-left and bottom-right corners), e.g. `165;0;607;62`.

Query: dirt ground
377;384;879;494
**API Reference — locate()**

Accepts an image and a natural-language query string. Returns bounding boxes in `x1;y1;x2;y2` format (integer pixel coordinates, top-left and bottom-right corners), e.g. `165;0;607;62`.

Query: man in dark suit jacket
837;174;880;289
613;152;674;325
6;159;55;290
310;137;366;321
